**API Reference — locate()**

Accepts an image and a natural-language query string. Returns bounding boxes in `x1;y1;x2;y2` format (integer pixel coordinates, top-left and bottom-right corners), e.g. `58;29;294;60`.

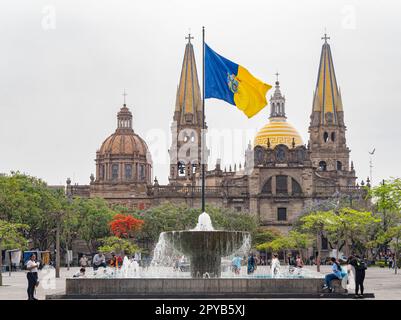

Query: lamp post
56;216;61;278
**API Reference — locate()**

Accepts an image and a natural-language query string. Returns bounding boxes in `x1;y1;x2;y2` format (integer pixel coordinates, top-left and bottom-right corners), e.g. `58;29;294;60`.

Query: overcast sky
1;0;400;187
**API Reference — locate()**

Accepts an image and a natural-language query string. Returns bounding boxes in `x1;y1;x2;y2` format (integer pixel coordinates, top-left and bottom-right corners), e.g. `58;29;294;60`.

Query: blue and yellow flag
205;43;272;118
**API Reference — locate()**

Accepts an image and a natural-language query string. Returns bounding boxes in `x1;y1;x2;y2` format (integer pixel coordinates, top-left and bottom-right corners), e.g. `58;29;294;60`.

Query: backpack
355;259;367;271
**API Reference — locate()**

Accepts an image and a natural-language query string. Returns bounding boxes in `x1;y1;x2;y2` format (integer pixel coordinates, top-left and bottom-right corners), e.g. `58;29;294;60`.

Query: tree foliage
256;230;312;254
0;172;63;249
0;220;29;250
70;197;115;252
98;236;140;255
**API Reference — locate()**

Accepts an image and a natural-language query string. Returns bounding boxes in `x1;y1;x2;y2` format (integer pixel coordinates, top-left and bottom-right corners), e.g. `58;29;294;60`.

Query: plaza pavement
0;266;400;300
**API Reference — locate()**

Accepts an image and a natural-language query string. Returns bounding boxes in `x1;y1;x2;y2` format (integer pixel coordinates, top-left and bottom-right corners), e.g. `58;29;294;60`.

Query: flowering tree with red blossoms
109;214;144;238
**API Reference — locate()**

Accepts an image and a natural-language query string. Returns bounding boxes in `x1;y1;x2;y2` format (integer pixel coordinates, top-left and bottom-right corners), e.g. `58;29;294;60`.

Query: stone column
272;176;277;195
288;176;292;196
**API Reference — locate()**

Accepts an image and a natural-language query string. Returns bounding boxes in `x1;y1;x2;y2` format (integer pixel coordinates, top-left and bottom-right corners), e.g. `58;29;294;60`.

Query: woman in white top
271;253;281;278
26;254;39;300
346;256;356;292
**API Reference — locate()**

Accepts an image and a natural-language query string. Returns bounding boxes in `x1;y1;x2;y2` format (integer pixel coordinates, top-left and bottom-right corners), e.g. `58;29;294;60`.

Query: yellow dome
254;117;304;148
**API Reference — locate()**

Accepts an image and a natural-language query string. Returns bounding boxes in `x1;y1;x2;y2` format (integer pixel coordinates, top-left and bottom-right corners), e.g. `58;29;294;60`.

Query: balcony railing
149;185;249;198
314;185;366;197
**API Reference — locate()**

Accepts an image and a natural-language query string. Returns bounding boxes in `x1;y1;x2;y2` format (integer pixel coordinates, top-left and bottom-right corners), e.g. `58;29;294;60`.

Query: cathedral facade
67;35;365;233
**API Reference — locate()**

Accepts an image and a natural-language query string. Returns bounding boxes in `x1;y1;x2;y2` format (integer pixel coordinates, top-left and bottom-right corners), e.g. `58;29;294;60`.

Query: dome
254;117;304;149
99;132;149;156
97;105;150;158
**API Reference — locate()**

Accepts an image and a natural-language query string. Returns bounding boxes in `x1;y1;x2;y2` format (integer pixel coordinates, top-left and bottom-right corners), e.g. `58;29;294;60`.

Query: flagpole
201;26;206;213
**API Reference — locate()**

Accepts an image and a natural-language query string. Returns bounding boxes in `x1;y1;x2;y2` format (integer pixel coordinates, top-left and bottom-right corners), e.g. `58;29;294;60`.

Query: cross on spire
185;31;194;43
275;72;280;82
122;89;127;106
321;32;330;43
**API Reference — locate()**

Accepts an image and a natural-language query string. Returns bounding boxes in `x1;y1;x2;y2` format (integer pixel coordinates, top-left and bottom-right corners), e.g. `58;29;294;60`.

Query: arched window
261;177;272;194
276;175;288;194
323;132;329;143
139;164;145;181
178;162;186;177
292;178;302;195
125;164;132;180
319;161;327;171
336;161;342;171
331;132;336;142
112;164;119;180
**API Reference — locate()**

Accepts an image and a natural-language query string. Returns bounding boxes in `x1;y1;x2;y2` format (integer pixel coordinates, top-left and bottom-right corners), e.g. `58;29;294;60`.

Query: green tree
324;208;380;257
71;197;115;253
252;228;282;248
98;236;140;256
377;226;401;274
255;230;312;263
369;178;401;257
300;210;335;271
0;172;64;249
287;230;313;260
0;220;29;286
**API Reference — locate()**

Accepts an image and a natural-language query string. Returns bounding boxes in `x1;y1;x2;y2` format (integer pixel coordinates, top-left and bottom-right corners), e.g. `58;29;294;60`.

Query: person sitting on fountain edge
323;257;343;292
92;252;107;270
73;267;86;278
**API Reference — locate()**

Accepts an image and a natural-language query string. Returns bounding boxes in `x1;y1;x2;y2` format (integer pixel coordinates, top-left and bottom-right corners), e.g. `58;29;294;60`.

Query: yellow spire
312;34;343;125
175;34;202;122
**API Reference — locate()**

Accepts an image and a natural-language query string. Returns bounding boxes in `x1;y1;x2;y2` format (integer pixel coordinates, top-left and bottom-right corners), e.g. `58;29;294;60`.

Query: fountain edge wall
59;278;347;298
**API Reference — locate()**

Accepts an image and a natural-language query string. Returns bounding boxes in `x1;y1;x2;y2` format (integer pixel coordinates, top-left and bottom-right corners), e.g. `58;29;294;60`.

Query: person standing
232;255;242;275
271;254;281;277
26;254;39;300
349;255;367;298
295;255;304;275
79;254;89;267
346;255;356;293
247;253;256;275
388;255;393;269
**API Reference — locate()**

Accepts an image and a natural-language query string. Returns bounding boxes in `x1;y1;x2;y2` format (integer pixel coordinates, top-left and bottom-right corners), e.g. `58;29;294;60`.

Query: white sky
0;0;400;186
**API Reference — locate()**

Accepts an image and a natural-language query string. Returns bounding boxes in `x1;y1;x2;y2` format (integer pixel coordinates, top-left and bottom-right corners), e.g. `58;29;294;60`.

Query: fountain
162;212;250;278
48;212;348;299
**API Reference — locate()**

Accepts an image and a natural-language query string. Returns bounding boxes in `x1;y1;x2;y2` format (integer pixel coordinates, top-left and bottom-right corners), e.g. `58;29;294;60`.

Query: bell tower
308;34;356;186
169;34;208;185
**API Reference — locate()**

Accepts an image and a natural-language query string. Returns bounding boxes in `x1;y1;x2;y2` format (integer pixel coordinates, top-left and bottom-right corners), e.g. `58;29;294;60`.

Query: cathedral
67;34;366;233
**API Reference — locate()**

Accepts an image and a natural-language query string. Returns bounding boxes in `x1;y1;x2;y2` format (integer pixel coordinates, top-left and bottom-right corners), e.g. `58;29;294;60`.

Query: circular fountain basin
164;230;249;278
